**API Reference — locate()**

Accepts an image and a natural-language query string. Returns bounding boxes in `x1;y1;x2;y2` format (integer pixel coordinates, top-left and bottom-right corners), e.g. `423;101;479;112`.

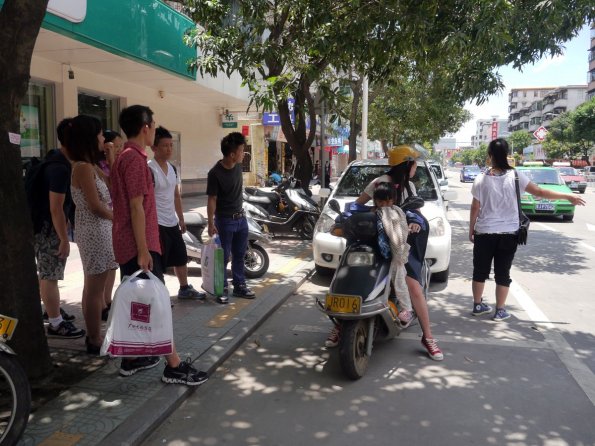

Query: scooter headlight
315;213;335;234
428;217;445;237
346;252;374;266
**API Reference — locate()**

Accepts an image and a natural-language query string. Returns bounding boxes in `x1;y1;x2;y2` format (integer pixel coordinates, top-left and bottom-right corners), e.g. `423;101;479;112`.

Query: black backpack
24;151;71;233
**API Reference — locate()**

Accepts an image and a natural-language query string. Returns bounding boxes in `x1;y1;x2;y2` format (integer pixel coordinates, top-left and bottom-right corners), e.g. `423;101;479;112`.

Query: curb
98;263;314;446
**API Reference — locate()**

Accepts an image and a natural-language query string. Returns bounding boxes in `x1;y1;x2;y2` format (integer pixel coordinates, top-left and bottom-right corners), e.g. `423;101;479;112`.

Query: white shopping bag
201;236;224;296
101;270;173;357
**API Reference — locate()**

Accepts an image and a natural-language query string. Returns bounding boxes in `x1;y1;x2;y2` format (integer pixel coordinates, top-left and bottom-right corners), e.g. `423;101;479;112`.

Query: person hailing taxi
356;145;443;360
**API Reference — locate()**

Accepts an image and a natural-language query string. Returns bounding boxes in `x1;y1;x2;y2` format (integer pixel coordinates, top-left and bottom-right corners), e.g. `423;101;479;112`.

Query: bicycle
0;314;31;445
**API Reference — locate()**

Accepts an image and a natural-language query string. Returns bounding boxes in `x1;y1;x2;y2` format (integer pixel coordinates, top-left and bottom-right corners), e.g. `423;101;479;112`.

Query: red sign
491;121;498;140
242;125;250;136
533;126;548;141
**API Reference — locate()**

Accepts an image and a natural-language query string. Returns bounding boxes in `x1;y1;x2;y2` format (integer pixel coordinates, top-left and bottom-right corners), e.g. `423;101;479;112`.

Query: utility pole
361;76;368;159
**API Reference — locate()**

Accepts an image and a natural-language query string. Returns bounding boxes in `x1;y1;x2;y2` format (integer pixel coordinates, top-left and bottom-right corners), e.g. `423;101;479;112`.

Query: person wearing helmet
353;144;443;360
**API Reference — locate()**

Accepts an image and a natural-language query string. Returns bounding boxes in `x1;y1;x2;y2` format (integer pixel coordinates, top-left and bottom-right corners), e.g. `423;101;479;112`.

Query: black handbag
514;170;530;245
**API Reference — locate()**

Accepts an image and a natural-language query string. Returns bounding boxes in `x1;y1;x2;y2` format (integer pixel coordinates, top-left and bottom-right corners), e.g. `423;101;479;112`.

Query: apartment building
470;118;509;147
508;86;587;134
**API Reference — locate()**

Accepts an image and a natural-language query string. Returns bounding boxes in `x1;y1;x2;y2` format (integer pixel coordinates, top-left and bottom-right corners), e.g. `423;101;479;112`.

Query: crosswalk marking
587;223;595;232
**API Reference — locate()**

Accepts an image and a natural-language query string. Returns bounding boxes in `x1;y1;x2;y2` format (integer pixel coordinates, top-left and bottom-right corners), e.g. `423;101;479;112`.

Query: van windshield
334;164;438;201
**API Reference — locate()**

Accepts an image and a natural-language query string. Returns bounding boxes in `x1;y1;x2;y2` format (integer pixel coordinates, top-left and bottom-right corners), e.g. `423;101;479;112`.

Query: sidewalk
19;195;314;446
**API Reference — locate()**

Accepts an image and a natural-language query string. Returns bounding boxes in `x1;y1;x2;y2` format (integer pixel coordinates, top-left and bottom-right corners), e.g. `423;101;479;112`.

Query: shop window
242;144;252;172
78;91;119;131
21;82;55;159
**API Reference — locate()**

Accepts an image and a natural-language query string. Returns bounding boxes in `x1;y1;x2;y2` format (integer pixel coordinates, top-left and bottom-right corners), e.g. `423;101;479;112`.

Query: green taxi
517;166;575;221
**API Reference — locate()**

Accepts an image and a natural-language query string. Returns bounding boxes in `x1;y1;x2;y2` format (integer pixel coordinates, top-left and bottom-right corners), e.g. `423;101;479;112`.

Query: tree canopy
507;130;534;155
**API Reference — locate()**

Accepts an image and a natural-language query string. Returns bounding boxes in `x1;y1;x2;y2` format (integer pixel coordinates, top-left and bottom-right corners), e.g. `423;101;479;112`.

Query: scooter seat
245;188;279;200
246;195;273;205
183;212;206;226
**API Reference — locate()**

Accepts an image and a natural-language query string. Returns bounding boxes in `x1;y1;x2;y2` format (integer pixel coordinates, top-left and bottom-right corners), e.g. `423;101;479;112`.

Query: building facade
470;118;509;147
15;0;267;194
508;86;587;134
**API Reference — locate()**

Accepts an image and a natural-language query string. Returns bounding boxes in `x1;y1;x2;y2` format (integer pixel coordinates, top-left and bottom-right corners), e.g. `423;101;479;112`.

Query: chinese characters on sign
491;121;498;140
263;99;295;125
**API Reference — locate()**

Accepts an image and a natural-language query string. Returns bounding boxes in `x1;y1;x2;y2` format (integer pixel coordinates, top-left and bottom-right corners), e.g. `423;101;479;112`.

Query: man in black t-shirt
35;118;85;339
206;132;255;304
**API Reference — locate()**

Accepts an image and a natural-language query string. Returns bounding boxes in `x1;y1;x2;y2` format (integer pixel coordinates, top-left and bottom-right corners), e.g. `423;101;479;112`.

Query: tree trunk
277;75;316;194
348;77;363;163
0;0;53;379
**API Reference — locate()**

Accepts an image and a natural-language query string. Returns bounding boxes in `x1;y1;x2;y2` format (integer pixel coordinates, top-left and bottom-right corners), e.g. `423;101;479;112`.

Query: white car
313;159;452;282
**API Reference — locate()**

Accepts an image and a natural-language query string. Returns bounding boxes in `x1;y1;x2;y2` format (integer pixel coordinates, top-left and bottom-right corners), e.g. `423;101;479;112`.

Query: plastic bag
201;235;224;296
100;269;173;357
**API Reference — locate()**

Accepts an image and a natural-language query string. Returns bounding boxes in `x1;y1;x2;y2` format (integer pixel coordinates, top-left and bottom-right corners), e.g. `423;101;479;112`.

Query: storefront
19;0;258;194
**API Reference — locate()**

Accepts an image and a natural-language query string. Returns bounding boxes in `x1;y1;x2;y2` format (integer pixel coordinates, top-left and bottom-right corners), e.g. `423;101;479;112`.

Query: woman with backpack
64;115;118;354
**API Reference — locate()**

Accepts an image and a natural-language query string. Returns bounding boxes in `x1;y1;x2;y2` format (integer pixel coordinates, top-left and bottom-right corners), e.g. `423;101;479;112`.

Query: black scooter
243;177;320;239
317;198;430;380
182;212;271;279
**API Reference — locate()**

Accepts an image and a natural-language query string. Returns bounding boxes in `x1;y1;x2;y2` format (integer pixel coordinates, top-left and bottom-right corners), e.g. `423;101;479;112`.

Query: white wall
30;54;230;180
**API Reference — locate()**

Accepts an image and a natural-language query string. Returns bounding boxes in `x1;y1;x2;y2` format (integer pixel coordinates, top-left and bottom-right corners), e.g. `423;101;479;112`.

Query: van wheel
315;264;334;276
431;267;449;283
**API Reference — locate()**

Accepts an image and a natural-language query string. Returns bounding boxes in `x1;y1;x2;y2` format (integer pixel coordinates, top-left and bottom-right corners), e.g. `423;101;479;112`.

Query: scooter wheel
244;243;269;279
339;319;370;380
298;215;316;240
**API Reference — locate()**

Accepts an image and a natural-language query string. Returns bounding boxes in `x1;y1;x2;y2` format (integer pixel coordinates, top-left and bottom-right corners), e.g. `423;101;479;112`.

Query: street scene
1;1;595;446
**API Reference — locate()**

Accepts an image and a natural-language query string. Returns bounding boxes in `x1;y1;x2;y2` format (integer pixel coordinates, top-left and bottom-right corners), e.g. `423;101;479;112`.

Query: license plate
325;294;361;314
0;315;18;341
536;202;554;211
570;182;577;187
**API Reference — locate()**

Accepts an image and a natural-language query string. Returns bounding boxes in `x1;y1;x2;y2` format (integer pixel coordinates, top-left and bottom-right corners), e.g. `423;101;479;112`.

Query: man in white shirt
149;126;205;300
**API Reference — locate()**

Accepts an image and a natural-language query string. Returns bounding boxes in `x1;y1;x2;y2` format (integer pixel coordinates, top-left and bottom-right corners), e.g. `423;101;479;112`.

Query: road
145;174;595;446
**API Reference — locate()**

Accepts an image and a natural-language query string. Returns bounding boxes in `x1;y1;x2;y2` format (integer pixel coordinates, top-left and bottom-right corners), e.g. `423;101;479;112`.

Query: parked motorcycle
182;212;271;279
243;177;320;239
317;199;430;380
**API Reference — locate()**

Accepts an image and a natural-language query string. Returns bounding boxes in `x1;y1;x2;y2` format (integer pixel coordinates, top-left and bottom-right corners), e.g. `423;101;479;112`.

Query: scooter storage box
343;212;377;243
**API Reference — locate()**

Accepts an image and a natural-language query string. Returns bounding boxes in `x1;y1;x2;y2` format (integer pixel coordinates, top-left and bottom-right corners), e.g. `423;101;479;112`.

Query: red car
555;166;587;194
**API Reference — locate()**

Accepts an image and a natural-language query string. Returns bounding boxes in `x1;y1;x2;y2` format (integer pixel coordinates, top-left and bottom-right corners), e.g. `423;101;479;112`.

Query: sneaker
178;285;206;300
162;358;209;386
398;310;414;328
47;321;85;339
472;301;492;316
119;356;161;377
421;337;444;361
233;285;255;299
325;326;341;348
493;308;511;321
43;307;75;322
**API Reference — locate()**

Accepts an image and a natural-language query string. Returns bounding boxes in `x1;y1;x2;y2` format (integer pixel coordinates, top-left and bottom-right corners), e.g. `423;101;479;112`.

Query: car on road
460;165;481;183
429;162;449;193
313;159;452;282
517;166;576;221
554;166;587;194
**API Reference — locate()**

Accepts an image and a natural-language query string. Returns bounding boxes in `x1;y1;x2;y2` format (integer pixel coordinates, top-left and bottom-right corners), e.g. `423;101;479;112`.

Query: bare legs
82;271;109;346
406;276;434;339
174;265;189;287
39;279;60;320
473;280;509;309
104;269;116;309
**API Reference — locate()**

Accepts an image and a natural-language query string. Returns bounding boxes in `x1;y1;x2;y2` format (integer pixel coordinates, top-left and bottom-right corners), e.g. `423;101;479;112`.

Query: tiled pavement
18;194;315;446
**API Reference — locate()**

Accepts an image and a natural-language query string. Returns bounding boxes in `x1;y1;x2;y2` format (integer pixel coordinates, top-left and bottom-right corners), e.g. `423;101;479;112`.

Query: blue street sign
263;98;295;126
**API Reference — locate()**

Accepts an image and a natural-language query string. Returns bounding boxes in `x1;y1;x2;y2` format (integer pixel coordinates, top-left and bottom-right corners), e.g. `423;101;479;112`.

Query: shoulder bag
514;169;530;245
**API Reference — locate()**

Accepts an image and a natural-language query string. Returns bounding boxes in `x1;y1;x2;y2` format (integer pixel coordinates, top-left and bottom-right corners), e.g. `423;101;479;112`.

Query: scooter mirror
328;199;341;213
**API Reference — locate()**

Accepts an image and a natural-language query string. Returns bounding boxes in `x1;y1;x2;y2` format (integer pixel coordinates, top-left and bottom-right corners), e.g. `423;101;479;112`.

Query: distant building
471;118;509;147
588;23;595;100
508;85;587;134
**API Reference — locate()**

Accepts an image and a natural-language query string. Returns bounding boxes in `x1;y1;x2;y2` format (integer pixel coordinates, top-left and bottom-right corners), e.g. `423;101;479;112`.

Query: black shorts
119;251;164;283
159;224;188;268
472;233;518;287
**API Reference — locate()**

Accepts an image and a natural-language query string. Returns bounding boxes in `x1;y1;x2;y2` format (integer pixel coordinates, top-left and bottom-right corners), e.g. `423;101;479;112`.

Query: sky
454;24;592;146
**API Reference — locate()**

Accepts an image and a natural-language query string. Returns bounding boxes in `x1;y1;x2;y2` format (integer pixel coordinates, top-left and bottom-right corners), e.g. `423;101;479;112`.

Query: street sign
533;126;548;141
262;99;294;125
222;122;237;128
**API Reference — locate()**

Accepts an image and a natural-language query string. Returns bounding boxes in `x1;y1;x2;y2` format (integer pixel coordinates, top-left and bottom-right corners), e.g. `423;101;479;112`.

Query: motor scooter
317;199;430;380
243;177;320;239
182;212;271;279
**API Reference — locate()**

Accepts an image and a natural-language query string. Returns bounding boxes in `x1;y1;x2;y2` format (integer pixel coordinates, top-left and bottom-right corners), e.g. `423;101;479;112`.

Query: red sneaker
421;337;444;361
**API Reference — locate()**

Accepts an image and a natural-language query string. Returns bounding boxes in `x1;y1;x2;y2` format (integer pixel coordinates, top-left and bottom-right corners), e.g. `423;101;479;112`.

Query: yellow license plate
0;315;18;341
325;294;362;314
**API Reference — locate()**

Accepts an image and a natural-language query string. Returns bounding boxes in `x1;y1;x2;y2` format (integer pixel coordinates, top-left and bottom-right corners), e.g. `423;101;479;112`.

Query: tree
571;97;595;158
0;0;53;378
506;130;533;155
181;0;594;189
542;100;595;160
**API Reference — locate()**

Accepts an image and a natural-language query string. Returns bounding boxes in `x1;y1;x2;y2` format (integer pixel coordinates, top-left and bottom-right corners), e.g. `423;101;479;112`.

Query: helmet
388;145;422;166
